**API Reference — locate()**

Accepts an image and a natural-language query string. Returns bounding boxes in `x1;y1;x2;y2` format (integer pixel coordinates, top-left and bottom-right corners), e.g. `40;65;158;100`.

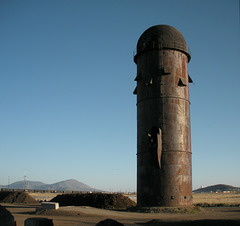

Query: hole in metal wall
178;78;186;87
145;78;153;86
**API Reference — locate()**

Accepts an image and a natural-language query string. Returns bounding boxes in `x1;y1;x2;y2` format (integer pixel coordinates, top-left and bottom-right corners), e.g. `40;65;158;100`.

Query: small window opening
178;78;186;87
146;78;153;86
148;127;162;169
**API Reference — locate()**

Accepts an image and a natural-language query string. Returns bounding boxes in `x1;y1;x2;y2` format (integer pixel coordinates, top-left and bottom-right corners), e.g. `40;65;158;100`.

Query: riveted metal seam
137;96;190;105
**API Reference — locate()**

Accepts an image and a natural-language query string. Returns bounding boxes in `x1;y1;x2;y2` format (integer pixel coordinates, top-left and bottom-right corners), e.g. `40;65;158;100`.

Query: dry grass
29;192;62;201
193;193;240;205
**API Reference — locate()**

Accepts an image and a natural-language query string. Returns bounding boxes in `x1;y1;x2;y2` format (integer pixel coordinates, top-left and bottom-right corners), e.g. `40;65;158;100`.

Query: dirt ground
2;202;240;226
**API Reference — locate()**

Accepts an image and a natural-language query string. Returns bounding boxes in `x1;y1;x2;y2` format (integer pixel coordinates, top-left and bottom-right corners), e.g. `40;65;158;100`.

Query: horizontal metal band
137;95;190;105
137;150;192;155
162;150;192;154
134;47;191;63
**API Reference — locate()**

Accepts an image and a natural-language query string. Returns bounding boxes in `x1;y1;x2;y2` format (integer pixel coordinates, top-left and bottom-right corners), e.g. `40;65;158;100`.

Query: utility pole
24;175;27;190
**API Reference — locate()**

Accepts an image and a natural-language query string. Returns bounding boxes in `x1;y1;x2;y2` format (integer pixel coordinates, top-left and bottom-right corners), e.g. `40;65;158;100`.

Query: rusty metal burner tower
133;25;193;207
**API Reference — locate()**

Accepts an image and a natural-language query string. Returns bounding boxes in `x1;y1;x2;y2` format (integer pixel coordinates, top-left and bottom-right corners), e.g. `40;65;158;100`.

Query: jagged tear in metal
134;25;193;207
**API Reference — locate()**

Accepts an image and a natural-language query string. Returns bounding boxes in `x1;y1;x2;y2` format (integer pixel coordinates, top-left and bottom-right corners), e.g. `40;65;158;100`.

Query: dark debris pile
0;191;38;204
51;193;136;209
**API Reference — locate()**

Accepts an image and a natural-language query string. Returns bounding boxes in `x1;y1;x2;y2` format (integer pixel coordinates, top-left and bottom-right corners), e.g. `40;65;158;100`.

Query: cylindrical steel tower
134;25;193;207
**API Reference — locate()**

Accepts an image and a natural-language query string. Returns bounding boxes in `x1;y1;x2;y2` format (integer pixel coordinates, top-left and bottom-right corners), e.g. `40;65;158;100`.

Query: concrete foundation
41;202;59;210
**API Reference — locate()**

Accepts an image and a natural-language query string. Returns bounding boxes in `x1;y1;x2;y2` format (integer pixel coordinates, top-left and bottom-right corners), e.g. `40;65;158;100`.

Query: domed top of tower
135;25;190;62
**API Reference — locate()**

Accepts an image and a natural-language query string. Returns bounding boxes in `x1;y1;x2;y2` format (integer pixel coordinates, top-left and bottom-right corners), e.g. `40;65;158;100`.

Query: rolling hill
193;184;240;193
1;179;99;192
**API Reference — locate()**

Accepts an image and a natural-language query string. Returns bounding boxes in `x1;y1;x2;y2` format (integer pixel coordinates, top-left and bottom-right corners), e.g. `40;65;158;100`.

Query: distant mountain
193;184;240;193
44;179;94;191
1;179;99;192
1;180;46;190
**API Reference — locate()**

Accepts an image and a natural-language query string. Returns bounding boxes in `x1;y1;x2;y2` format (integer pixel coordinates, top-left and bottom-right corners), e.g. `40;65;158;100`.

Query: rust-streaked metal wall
134;25;192;207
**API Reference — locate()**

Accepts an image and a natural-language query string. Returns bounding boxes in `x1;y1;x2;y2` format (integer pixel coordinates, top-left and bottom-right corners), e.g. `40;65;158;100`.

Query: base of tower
127;206;201;214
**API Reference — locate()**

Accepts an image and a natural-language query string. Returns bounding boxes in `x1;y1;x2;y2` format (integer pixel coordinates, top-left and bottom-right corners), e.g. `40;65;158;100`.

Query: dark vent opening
178;78;186;87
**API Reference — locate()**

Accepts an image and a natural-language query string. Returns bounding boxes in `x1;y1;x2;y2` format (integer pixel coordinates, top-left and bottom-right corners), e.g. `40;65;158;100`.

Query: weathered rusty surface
134;25;192;207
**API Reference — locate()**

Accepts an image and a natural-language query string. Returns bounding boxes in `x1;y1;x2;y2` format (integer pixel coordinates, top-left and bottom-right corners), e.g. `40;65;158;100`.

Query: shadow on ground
138;219;240;226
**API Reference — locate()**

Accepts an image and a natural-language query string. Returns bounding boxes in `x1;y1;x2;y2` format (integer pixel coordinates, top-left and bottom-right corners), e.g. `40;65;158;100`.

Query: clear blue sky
0;0;239;191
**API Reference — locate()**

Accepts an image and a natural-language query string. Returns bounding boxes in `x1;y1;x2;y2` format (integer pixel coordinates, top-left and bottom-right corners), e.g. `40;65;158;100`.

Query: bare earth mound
51;193;136;209
0;191;38;204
